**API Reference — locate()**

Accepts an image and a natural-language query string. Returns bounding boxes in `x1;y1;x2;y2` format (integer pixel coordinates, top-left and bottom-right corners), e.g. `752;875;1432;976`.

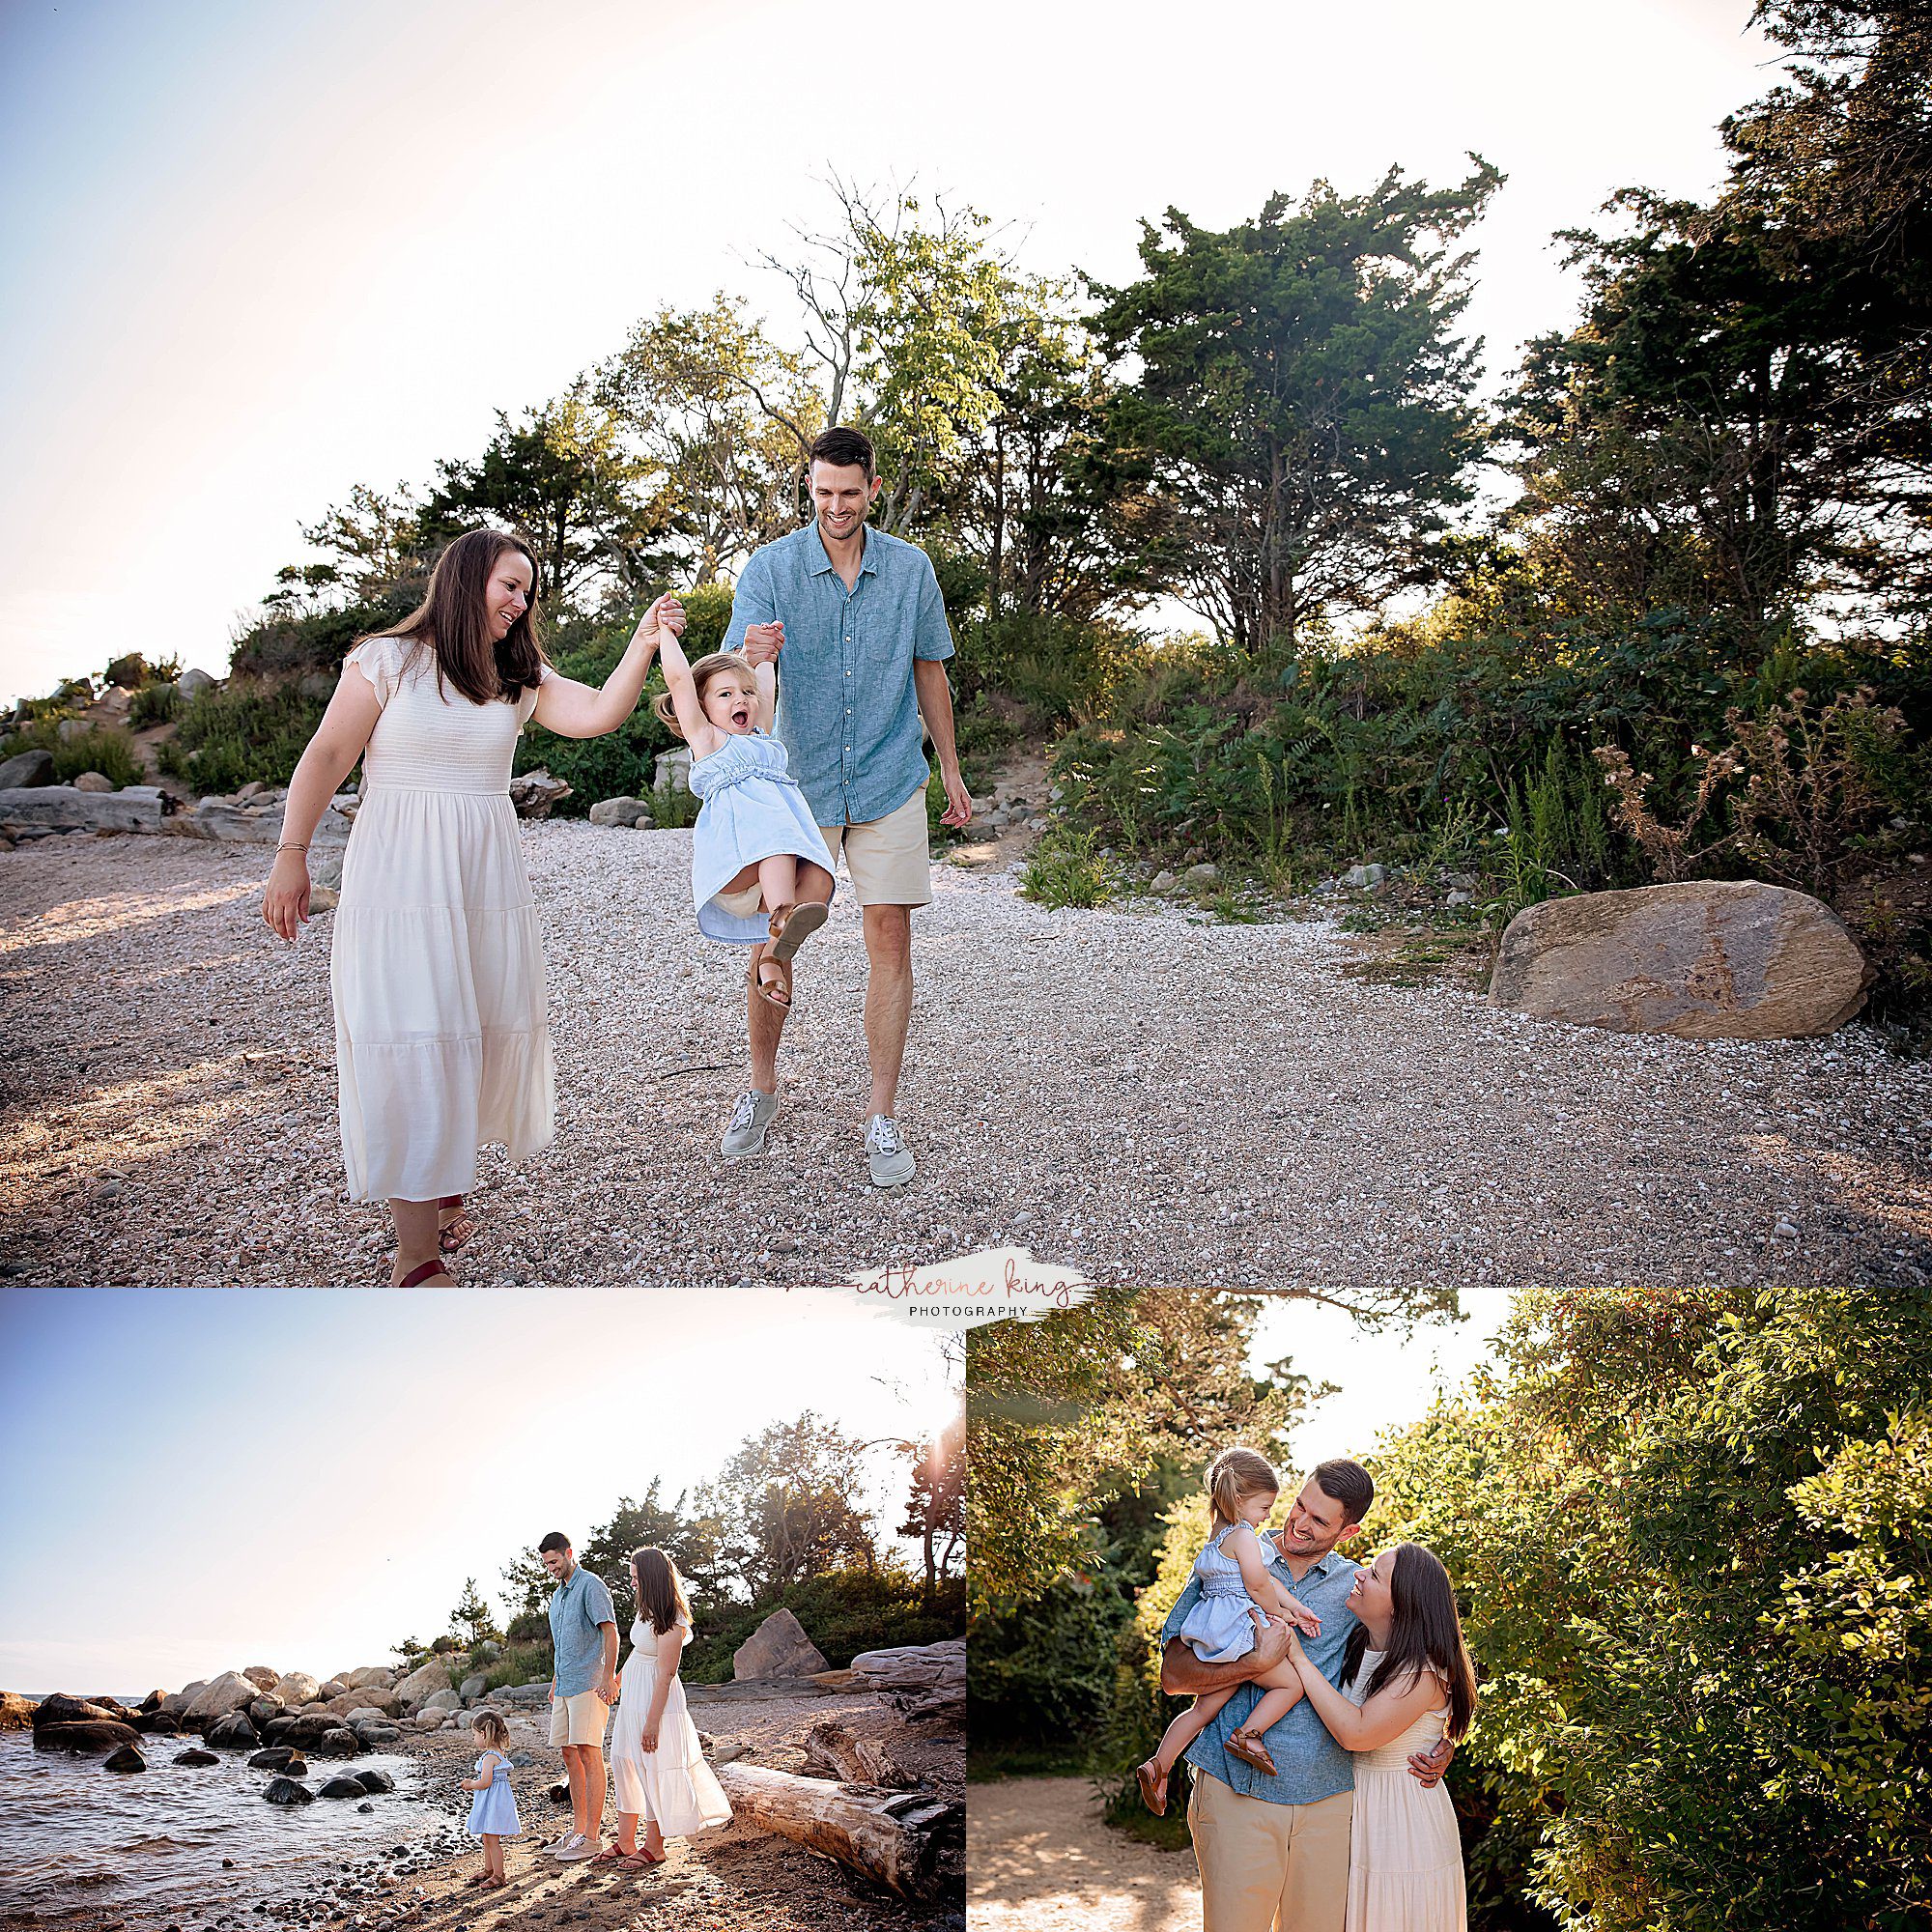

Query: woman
263;526;681;1285
1287;1542;1476;1932
600;1546;731;1866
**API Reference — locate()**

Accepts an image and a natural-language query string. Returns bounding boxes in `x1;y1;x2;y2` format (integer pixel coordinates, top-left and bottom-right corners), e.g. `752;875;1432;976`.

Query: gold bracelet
275;841;309;854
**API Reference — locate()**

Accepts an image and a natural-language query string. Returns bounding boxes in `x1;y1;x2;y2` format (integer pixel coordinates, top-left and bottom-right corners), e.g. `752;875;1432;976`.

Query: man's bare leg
862;903;913;1120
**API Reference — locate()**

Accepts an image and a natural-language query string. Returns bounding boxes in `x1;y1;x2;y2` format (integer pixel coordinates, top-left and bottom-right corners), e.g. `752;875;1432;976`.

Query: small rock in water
264;1776;314;1805
175;1748;218;1767
103;1744;146;1772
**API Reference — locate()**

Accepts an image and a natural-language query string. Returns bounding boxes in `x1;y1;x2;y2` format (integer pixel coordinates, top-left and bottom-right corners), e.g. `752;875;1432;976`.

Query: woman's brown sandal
397;1257;453;1288
438;1194;477;1254
1135;1758;1169;1816
1225;1727;1279;1776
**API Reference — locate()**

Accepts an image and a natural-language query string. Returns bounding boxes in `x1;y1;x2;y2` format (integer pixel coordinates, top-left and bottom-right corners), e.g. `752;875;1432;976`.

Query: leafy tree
578;1479;725;1628
698;1412;880;1601
499;1548;551;1625
1370;1284;1932;1932
446;1576;500;1649
1091;162;1502;653
899;1410;966;1605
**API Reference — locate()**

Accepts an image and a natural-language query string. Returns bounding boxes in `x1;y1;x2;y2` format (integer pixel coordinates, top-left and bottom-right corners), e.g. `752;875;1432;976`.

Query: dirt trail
967;1776;1200;1932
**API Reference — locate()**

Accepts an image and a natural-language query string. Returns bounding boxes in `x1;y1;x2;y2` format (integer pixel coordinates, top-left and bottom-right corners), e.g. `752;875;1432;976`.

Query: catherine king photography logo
847;1248;1094;1326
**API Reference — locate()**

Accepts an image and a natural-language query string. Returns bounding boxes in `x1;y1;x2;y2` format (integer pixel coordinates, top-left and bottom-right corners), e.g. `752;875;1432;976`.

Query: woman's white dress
1344;1650;1465;1932
330;636;554;1202
608;1615;732;1836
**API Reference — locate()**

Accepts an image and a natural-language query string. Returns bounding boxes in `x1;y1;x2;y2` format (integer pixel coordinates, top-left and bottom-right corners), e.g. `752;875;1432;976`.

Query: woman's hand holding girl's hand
639;594;686;643
262;851;312;941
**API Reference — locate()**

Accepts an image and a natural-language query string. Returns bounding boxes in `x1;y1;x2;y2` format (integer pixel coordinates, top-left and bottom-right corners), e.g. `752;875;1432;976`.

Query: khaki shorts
548;1688;611;1747
819;787;931;907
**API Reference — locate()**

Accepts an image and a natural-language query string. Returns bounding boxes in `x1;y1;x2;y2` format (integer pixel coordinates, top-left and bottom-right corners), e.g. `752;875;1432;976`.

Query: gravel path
967;1776;1199;1932
2;827;1929;1288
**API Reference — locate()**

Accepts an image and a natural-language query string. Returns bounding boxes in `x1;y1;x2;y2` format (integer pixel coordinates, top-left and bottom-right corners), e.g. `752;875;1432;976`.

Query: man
538;1530;618;1862
1159;1461;1454;1932
721;424;972;1186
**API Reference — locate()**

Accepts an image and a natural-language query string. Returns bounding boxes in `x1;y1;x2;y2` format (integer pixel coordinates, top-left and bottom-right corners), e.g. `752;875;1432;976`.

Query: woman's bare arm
1289;1634;1445;1752
263;667;382;940
530;595;678;739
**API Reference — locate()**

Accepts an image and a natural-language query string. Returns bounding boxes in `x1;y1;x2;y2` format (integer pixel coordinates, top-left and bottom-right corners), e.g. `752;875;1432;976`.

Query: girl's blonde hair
1208;1446;1280;1529
653;652;752;737
469;1710;510;1749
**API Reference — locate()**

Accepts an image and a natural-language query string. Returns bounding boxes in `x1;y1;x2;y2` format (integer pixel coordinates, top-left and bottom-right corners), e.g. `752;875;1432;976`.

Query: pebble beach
3;823;1928;1289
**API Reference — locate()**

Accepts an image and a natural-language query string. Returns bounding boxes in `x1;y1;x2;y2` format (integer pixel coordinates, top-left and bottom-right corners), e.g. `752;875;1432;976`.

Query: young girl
653;620;837;1010
460;1710;521;1890
601;1546;732;1864
1136;1447;1323;1815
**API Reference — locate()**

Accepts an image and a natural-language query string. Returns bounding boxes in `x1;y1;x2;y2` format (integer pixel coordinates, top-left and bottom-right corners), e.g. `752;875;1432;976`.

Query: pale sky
0;0;1778;703
1260;1288;1518;1468
0;1289;958;1692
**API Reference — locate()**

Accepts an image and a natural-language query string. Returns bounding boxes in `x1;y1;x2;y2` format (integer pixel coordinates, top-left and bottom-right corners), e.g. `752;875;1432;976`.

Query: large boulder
355;1769;395;1795
1490;881;1873;1040
327;1686;400;1718
35;1720;141;1752
249;1747;299;1772
846;1639;966;1692
459;1674;490;1705
276;1713;346;1750
351;1719;402;1747
392;1660;451;1706
473;1639;504;1663
318;1776;368;1800
247;1697;282;1725
342;1666;395;1690
0;1692;35;1730
185;1673;263;1723
133;1711;181;1734
731;1607;830;1682
160;1680;209;1719
419;1688;461;1714
0;783;165;833
30;1694;125;1731
178;668;217;697
588;795;654;830
507;768;571;818
271;1671;320;1707
206;1712;260;1749
313;1727;360;1758
0;749;55;788
242;1666;280;1691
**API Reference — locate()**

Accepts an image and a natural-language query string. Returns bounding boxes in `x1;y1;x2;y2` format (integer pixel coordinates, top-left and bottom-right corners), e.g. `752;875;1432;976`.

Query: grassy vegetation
0;717;145;787
158;679;332;794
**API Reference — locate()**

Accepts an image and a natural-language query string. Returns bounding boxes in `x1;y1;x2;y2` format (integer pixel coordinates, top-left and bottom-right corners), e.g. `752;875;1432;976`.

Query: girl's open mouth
730;705;751;728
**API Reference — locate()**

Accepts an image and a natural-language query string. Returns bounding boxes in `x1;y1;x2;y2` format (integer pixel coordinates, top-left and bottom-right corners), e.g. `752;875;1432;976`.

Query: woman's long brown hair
1341;1542;1478;1741
630;1547;693;1636
368;527;547;706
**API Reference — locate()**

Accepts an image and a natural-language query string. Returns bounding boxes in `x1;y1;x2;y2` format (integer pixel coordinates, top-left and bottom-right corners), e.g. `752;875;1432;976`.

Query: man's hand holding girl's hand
742;621;784;666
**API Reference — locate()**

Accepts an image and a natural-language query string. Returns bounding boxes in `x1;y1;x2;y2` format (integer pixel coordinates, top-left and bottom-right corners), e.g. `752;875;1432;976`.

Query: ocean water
0;1729;440;1923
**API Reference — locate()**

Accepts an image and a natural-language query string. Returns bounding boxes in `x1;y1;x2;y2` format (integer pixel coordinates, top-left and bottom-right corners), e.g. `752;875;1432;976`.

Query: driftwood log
714;1761;961;1903
802;1718;916;1789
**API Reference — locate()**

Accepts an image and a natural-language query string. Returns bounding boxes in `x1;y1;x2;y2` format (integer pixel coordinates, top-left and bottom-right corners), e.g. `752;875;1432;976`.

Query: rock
846;1639;967;1692
178;668;216;697
0;783;166;834
185;1673;263;1723
318;1776;367;1799
275;1713;345;1749
30;1693;126;1731
180;798;349;846
316;1680;349;1700
135;1710;181;1734
248;1747;299;1771
1150;870;1178;894
1344;863;1386;889
507;768;571;818
36;1720;141;1751
732;1607;830;1682
0;1692;35;1730
247;1698;281;1725
242;1666;279;1690
205;1712;260;1749
327;1686;400;1717
0;749;54;788
355;1769;395;1796
391;1660;450;1704
459;1674;489;1704
548;1779;573;1807
160;1680;209;1719
351;1719;402;1747
1446;890;1473;907
1490;881;1873;1039
343;1706;384;1724
270;1672;319;1708
473;1640;504;1663
55;717;89;741
412;1711;448;1731
70;770;115;792
263;1776;314;1805
710;1739;751;1764
342;1666;394;1690
173;1748;219;1767
314;1727;360;1758
1182;863;1220;886
654;747;693;795
419;1688;460;1714
589;794;654;829
103;1745;147;1772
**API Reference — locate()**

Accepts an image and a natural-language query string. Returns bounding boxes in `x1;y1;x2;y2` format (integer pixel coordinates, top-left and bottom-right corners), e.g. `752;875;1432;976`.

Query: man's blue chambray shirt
1158;1541;1363;1806
547;1564;616;1698
723;521;955;829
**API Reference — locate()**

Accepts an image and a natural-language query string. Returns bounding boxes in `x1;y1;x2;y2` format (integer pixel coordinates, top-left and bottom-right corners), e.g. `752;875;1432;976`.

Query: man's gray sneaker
546;1831;584;1859
721;1090;779;1157
865;1114;916;1187
553;1835;599;1862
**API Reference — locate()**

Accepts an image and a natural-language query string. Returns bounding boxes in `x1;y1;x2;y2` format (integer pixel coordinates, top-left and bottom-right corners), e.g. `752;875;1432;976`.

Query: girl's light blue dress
1175;1521;1269;1664
467;1748;521;1838
688;730;838;945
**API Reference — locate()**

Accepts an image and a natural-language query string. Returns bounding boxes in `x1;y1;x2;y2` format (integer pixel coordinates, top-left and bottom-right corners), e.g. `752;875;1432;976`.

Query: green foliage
514;612;680;813
1018;828;1119;909
680;1568;965;1684
446;1577;501;1650
100;651;178;690
128;682;183;728
970;1579;1132;1756
0;719;142;788
229;582;422;679
159;679;331;793
1370;1283;1932;1931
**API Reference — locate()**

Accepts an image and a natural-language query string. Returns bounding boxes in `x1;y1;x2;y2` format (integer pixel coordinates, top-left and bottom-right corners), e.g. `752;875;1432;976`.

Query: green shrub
100;651;180;690
1019;828;1118;909
159;679;330;793
681;1569;964;1685
0;719;145;788
128;682;184;728
228;583;424;678
970;1579;1131;1762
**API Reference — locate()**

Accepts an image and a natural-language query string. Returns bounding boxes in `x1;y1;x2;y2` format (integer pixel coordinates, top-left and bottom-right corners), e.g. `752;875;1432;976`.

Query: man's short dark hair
537;1531;571;1555
1311;1458;1374;1527
809;425;876;478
